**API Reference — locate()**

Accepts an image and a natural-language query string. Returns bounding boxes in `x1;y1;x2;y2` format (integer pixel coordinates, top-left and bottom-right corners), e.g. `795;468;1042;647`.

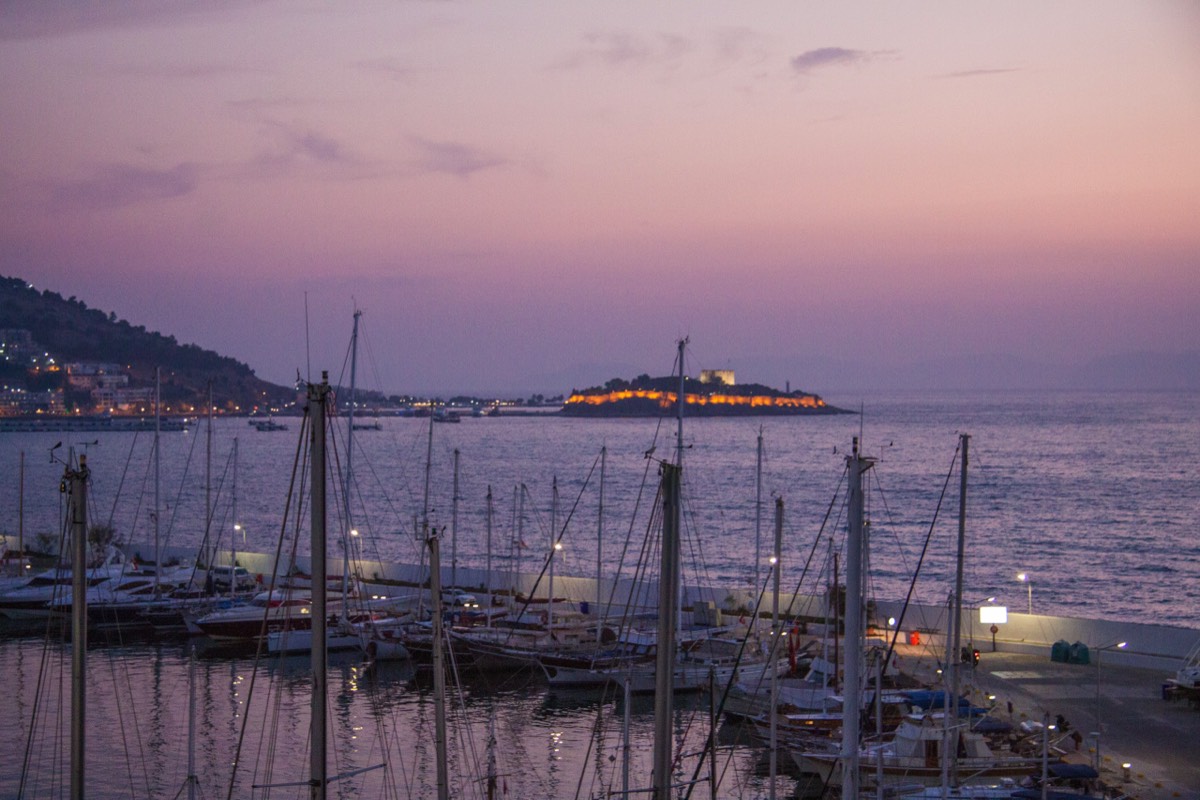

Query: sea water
0;390;1196;798
2;389;1196;625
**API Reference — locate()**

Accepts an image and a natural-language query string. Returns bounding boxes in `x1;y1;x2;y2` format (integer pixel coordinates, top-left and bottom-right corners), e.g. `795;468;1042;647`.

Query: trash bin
1050;639;1070;663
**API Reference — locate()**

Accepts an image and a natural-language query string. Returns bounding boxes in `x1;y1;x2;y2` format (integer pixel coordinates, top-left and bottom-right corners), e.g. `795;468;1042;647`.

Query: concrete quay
891;645;1200;800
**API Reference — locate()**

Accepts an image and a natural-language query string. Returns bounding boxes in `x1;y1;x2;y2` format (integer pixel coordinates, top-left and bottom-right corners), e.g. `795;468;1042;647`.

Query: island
561;369;846;417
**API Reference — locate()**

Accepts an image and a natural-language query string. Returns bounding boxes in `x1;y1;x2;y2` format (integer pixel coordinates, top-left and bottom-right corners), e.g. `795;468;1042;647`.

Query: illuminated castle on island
561;368;845;417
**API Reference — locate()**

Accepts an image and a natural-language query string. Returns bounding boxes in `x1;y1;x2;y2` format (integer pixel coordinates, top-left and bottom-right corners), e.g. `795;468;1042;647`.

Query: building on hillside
0;388;66;416
66;363;129;391
0;329;38;366
699;369;735;386
92;386;156;412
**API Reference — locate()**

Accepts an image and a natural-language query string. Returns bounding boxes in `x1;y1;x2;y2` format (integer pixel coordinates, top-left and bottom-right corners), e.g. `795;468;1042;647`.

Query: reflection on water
0;636;786;799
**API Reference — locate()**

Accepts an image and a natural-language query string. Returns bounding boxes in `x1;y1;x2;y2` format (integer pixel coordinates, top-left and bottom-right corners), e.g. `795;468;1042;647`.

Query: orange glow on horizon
564;389;825;410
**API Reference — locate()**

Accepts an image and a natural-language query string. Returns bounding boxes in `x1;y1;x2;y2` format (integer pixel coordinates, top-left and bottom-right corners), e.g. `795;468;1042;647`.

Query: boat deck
892;645;1200;799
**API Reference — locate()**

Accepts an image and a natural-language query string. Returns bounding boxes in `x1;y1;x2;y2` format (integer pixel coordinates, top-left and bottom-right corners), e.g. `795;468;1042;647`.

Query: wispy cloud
0;0;266;42
552;31;692;70
407;137;507;178
294;132;342;163
711;27;769;66
244;122;359;176
49;163;197;212
790;47;872;73
118;62;264;80
937;67;1021;80
355;58;419;83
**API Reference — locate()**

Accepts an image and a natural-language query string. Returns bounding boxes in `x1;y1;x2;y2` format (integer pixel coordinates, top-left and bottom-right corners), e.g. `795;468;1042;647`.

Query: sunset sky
2;2;1197;395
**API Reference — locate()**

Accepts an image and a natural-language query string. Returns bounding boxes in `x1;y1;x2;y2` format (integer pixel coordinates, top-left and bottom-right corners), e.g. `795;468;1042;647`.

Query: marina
0;388;1197;798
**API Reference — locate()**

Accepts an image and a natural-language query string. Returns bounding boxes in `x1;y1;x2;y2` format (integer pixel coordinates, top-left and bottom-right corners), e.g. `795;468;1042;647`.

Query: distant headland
562;370;847;417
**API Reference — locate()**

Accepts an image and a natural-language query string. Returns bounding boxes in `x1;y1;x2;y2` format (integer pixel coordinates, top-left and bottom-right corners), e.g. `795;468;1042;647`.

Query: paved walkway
891;646;1199;800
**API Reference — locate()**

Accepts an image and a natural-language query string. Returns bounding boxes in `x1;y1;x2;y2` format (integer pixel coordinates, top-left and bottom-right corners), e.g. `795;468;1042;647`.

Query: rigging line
188;446;235;586
683;470;849;800
351;424;425;565
499;454;601;647
125;433;155;560
105;428;141;529
447;646;490;800
880;439;961;677
18;512;74;796
103;643;153;798
599;425;663;626
162;407;205;549
569;685;617;800
223;399;310;800
617;480;665;649
868;461;921;589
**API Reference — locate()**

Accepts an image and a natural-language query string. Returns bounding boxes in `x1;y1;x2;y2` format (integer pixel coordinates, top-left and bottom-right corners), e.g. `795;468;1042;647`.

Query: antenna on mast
304;291;312;382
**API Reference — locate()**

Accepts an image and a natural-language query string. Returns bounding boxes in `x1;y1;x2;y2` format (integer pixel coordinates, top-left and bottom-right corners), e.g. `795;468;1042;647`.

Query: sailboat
242;373;386;797
788;435;1060;792
537;340;782;695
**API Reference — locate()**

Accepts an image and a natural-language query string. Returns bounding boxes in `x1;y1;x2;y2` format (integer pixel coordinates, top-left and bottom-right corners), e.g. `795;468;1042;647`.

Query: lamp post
968;596;996;655
1095;640;1128;772
1016;572;1032;614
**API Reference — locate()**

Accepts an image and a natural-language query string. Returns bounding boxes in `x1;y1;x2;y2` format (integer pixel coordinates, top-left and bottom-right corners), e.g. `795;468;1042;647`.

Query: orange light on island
563;390;826;410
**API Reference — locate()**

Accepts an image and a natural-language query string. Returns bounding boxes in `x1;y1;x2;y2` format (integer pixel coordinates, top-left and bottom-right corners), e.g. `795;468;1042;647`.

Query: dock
893;644;1200;799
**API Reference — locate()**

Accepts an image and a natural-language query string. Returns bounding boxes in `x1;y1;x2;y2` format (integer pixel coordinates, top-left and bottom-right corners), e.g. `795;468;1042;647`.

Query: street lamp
1016;572;1032;614
1095;640;1128;771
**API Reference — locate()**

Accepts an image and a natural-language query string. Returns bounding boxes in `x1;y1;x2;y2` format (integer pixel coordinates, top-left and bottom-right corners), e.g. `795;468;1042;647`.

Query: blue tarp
899;689;988;716
1011;791;1100;800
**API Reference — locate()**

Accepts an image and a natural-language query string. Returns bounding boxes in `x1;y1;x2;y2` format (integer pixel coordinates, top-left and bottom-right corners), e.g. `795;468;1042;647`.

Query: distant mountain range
0;275;294;411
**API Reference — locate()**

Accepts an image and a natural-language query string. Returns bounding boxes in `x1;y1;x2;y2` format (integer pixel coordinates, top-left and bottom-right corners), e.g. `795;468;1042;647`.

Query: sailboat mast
674;337;686;638
486;701;498;800
622;676;632;799
597;444;605;609
205;382;213;566
675;337;687;467
652;461;681;800
486;485;494;629
755;427;764;589
187;646;197;800
452;449;460;590
231;437;239;589
842;436;875;797
345;309;360;599
66;452;89;800
17;450;24;571
309;374;330;800
518;485;526;595
949;432;970;787
769;496;783;800
428;533;450;800
422;412;434;533
154;366;161;593
549;477;557;631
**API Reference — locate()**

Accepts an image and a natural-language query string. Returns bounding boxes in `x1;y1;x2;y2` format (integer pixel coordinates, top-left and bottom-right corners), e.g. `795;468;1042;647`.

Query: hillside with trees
0;275;293;413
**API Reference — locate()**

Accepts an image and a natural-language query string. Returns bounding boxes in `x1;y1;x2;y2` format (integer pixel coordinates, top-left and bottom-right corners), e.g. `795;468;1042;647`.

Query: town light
1016;572;1032;614
1095;640;1128;770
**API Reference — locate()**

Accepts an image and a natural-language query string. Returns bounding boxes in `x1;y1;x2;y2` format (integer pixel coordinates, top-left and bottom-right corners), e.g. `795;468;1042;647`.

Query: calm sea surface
1;390;1197;797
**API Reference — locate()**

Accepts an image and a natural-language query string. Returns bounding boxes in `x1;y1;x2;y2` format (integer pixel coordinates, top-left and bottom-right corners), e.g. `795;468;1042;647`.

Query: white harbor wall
8;537;1193;668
